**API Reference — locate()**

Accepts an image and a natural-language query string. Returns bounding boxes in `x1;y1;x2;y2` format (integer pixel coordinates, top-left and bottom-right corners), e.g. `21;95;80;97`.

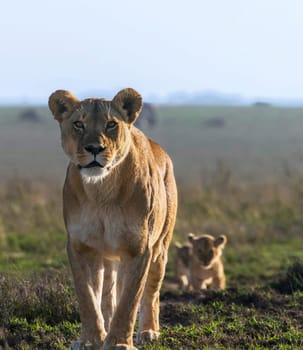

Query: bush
271;259;303;294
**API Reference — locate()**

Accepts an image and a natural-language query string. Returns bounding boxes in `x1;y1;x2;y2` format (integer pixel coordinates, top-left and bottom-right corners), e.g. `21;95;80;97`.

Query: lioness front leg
102;259;118;332
137;251;168;344
102;247;152;350
68;240;106;348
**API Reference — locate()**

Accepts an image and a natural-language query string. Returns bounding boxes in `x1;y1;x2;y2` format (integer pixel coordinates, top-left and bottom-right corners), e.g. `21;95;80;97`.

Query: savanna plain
0;105;303;349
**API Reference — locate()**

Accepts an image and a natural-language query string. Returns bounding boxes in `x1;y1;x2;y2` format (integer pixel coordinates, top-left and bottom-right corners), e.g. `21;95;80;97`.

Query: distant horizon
1;89;303;107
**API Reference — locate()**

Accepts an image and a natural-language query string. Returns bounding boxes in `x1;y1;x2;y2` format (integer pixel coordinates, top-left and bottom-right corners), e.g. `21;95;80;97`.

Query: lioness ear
48;90;79;123
111;88;142;124
214;235;227;248
188;233;195;243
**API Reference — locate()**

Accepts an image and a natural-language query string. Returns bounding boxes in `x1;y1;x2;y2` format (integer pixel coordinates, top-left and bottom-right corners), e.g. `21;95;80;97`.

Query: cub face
48;88;142;183
188;233;227;269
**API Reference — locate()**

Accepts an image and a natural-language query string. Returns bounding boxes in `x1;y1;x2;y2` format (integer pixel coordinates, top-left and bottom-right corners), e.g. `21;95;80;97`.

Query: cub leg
178;273;189;290
67;240;106;349
189;274;204;291
211;274;226;290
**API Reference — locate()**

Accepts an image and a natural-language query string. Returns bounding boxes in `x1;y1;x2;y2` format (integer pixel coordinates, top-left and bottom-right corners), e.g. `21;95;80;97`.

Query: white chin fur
80;167;109;184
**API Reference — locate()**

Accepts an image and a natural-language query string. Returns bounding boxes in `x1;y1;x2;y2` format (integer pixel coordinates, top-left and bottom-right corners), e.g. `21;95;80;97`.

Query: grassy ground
1;178;303;349
1;269;303;350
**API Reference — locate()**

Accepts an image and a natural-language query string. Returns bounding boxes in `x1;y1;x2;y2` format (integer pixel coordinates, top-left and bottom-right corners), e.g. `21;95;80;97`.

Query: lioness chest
66;202;148;260
66;182;167;260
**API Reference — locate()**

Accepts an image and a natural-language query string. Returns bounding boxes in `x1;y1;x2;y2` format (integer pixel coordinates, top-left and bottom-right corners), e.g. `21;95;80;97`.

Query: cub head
48;88;142;183
188;233;227;269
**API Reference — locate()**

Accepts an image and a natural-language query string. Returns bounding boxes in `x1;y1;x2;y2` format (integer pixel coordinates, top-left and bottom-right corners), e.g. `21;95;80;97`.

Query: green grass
0;230;67;272
0;271;79;349
1;270;303;349
1;178;303;349
146;286;303;349
0;179;67;274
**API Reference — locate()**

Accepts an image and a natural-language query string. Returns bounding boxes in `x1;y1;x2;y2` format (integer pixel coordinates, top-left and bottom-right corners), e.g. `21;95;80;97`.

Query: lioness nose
85;144;106;155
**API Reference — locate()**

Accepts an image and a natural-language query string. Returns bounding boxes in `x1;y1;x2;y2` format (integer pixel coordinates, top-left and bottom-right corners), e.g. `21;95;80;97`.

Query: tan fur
48;88;177;350
176;233;227;291
174;242;191;290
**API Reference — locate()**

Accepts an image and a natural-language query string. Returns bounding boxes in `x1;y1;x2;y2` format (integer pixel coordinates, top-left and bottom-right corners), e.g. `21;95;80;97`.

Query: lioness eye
73;121;84;129
106;121;117;130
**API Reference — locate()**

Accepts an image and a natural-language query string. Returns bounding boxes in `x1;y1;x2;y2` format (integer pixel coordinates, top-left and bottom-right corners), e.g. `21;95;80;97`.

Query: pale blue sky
1;0;303;103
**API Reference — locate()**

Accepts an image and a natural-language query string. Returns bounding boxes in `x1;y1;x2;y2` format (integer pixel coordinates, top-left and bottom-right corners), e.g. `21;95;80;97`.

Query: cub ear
174;241;182;249
48;90;79;123
111;88;142;124
188;233;195;243
214;235;227;248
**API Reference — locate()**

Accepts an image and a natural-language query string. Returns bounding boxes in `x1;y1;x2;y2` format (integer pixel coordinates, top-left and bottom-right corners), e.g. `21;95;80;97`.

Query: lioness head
48;88;142;183
188;233;227;269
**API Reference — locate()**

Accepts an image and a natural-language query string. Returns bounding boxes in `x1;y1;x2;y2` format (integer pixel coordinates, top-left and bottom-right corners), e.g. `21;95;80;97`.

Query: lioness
48;88;177;350
188;233;227;291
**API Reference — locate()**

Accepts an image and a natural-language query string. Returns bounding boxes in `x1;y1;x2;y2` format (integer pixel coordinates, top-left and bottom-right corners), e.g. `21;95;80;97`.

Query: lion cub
188;233;227;291
174;242;191;289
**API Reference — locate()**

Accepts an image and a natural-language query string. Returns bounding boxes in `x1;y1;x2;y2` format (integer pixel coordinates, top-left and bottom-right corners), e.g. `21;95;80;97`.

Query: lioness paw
137;330;160;344
101;337;137;350
70;341;94;350
110;345;137;350
70;341;84;350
